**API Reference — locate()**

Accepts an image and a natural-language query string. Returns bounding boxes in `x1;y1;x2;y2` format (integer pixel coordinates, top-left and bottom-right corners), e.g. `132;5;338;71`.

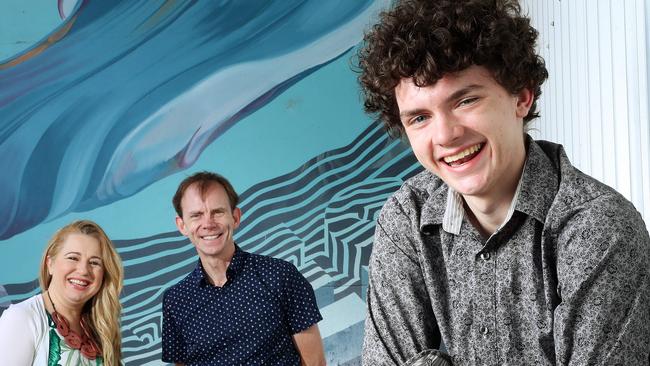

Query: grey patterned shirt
362;138;650;365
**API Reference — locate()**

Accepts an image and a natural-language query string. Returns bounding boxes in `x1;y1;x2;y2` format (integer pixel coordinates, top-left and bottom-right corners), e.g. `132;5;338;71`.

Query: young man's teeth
203;235;219;240
443;143;482;164
69;279;88;286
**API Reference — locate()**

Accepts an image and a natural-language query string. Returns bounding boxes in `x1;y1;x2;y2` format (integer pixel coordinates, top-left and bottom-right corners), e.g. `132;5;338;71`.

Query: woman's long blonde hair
39;220;124;366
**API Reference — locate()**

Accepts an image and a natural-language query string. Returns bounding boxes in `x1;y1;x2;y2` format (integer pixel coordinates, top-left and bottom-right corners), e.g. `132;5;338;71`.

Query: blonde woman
0;220;123;365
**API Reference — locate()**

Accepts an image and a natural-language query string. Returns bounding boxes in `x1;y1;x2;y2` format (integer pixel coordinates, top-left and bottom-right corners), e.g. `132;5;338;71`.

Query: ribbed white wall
522;0;650;229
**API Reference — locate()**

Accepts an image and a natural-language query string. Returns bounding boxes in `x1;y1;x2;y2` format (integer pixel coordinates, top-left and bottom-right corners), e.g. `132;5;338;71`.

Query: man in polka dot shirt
162;171;326;365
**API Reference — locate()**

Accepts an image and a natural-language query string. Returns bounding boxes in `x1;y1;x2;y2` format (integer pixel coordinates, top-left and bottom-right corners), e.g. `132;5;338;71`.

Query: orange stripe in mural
137;0;177;33
0;14;78;70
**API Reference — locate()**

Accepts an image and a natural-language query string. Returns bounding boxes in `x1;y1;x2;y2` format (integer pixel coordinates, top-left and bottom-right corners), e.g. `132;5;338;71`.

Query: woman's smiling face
47;233;104;309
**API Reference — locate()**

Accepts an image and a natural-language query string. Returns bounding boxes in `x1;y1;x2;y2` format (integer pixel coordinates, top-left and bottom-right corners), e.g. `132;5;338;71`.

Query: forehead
57;233;101;256
181;182;230;210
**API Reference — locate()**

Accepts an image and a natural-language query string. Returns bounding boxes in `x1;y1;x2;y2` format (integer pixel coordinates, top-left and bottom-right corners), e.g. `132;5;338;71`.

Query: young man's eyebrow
445;84;485;103
399;108;430;120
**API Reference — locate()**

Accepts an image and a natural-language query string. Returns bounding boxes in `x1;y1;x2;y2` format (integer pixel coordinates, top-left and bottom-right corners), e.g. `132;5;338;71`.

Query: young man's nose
430;114;464;146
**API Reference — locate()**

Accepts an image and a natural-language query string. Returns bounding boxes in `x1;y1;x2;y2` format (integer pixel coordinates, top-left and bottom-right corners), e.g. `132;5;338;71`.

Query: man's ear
515;87;534;119
175;216;188;236
232;207;242;230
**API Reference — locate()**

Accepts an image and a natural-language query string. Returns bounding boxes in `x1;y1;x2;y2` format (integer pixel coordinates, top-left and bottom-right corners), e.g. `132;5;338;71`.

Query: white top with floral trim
0;294;102;366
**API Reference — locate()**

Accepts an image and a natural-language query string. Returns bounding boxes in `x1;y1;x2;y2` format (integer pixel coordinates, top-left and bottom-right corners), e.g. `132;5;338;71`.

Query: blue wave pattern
0;124;421;364
0;0;387;240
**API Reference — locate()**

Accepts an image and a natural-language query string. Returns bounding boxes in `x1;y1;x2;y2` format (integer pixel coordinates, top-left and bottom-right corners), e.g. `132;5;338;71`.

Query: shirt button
480;325;489;335
480;252;491;261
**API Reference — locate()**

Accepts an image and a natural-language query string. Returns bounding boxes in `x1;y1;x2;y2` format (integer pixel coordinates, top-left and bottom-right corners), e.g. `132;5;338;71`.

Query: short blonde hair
39;220;123;366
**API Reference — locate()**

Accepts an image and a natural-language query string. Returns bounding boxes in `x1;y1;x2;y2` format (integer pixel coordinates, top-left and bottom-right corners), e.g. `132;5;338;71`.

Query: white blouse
0;294;102;366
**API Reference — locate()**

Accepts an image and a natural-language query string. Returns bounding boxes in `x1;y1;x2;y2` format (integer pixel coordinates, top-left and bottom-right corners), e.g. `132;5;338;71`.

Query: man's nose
430;113;463;146
202;214;217;226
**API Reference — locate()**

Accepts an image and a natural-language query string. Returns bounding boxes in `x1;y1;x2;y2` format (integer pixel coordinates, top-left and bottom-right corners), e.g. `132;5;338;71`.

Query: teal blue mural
0;1;421;364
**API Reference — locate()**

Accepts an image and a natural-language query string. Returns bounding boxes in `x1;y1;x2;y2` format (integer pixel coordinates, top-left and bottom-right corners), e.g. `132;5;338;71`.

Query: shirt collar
420;180;448;234
227;245;248;278
441;188;464;235
190;245;249;286
513;136;559;223
441;172;525;235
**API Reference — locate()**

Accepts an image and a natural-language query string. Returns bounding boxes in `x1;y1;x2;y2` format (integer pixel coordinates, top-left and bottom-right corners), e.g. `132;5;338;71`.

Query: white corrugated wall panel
522;0;650;229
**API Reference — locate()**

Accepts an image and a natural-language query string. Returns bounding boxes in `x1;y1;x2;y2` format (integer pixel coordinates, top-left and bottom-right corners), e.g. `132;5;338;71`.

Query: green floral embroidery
48;328;62;366
46;312;103;366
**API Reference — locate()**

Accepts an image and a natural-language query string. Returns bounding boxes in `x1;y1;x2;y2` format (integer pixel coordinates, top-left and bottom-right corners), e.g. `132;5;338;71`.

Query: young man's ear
515;87;534;119
175;216;188;236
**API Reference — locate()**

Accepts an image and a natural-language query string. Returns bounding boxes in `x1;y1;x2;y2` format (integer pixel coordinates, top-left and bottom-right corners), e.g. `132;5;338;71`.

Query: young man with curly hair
358;0;650;365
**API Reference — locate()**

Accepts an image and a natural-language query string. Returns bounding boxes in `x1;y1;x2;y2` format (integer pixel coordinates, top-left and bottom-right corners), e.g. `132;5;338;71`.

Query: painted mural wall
0;0;421;365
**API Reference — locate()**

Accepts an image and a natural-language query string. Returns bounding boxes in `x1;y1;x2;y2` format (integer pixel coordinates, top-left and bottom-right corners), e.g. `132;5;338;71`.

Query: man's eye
410;115;429;125
66;257;79;261
458;97;478;107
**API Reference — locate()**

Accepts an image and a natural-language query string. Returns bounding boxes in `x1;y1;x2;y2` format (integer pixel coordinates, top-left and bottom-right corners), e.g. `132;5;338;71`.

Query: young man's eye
90;261;102;267
458;97;478;107
66;256;79;261
408;115;429;125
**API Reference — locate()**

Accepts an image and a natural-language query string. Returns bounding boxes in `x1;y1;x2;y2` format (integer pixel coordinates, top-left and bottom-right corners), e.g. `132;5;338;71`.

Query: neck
463;195;512;237
199;245;236;287
462;150;526;237
45;290;83;330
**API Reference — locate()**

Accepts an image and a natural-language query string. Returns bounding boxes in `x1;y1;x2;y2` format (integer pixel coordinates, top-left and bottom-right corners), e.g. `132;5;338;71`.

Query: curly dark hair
357;0;548;137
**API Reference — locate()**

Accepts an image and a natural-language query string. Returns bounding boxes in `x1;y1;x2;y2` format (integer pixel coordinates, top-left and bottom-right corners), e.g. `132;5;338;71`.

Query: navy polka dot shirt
162;246;322;365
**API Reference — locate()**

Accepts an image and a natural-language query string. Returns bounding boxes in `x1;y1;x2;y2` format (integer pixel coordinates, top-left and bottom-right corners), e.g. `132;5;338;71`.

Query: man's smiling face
396;65;532;201
176;182;241;261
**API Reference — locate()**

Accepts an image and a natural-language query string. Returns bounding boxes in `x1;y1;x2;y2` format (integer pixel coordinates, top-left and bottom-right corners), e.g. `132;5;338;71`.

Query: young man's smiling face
396;65;533;201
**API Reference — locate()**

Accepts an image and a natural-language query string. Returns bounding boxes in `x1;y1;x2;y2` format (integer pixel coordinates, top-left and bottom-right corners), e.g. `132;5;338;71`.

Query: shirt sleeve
161;289;187;363
362;196;441;366
0;304;39;365
281;261;322;334
553;194;650;365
